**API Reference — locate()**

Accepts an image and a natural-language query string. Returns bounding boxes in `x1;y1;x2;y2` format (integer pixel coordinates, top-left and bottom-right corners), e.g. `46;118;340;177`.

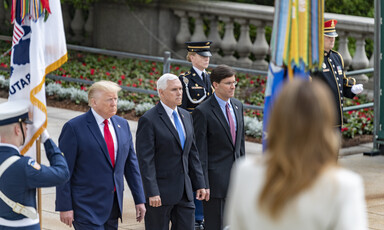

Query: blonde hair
88;80;121;106
259;78;339;219
186;52;196;62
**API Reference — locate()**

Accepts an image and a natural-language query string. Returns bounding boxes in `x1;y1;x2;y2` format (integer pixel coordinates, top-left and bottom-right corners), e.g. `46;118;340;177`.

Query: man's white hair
157;73;179;94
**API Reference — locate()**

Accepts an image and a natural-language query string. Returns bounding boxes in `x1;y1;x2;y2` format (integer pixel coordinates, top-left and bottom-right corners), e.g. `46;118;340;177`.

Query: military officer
179;41;214;113
179;41;213;229
312;19;364;128
0;100;69;229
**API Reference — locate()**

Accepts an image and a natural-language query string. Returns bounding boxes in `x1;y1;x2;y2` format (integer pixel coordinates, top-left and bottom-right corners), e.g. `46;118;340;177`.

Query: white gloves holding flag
351;84;364;95
40;130;50;144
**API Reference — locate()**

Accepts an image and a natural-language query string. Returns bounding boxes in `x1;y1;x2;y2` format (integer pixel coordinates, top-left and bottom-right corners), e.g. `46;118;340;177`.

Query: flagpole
36;138;42;229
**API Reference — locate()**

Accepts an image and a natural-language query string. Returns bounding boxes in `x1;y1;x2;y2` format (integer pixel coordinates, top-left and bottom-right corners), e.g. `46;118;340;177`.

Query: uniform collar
0;143;20;154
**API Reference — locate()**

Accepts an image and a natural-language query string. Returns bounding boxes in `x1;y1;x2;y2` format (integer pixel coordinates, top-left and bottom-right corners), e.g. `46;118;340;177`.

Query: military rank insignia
337;66;343;75
28;159;41;170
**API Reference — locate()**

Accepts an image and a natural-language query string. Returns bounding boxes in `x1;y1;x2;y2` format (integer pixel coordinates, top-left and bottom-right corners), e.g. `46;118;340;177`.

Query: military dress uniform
314;50;356;128
179;41;213;230
312;19;357;128
179;68;214;113
0;100;69;229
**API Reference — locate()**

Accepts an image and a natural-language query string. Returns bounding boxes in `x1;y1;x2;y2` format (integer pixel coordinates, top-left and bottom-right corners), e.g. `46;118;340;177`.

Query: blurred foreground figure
225;79;367;230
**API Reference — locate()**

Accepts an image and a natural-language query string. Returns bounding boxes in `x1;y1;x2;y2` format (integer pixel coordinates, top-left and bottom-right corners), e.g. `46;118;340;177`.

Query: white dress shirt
192;66;206;81
160;101;185;136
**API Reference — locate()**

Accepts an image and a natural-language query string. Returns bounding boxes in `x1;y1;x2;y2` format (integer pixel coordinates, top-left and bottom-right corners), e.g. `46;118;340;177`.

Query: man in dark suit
136;73;206;230
192;64;245;230
56;80;146;230
179;41;214;113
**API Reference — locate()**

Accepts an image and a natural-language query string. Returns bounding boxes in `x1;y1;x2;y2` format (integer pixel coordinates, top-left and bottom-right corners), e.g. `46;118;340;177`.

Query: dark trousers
203;197;225;230
145;193;195;230
73;193;120;230
0;223;40;230
194;192;204;222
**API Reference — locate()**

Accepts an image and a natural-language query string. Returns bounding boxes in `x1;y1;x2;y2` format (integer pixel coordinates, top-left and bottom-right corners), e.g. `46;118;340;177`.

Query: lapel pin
235;105;238;109
118;124;121;128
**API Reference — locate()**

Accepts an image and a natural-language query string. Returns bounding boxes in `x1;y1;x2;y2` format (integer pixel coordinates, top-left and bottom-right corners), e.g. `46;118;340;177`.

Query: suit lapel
157;103;182;148
231;99;242;151
86;110;113;167
210;96;233;144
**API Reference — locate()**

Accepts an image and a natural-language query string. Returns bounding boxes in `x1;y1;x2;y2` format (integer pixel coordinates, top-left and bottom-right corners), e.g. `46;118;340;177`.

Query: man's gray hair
157;73;179;94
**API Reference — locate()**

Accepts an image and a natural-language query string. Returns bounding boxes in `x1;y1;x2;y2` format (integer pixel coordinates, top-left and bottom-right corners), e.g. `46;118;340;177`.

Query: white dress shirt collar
192;66;205;81
91;108;111;125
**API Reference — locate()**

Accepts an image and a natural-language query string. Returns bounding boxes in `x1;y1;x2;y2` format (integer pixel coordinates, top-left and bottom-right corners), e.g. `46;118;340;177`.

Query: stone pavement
1;98;383;229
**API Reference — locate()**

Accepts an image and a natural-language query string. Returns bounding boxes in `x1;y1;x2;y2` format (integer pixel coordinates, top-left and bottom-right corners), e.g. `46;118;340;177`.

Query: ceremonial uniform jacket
179;67;213;113
313;50;356;127
0;139;69;229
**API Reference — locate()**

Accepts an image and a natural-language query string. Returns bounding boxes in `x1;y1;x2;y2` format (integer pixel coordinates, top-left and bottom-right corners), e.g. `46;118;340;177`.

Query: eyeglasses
222;81;238;86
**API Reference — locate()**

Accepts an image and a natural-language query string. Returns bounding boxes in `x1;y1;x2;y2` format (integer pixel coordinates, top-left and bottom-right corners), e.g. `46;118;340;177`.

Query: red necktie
226;103;236;145
103;119;115;167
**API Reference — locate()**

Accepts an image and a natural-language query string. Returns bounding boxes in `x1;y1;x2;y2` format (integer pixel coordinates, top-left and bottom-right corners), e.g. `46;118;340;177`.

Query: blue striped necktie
173;110;185;149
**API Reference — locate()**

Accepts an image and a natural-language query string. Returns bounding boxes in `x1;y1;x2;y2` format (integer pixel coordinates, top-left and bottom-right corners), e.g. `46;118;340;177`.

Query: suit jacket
313;50;356;127
136;103;205;205
56;110;145;226
192;95;245;198
179;67;214;112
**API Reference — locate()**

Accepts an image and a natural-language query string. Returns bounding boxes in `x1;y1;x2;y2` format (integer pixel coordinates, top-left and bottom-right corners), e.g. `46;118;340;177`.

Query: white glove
41;130;50;143
351;84;364;94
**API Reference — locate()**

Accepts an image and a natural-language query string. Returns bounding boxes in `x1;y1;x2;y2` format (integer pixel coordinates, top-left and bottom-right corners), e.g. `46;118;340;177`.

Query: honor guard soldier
0;100;69;229
179;41;214;113
312;19;364;128
179;41;213;229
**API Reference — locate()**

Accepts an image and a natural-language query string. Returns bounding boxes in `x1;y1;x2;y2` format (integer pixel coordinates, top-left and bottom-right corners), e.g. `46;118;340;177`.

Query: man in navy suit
136;73;206;230
56;80;146;230
192;65;245;230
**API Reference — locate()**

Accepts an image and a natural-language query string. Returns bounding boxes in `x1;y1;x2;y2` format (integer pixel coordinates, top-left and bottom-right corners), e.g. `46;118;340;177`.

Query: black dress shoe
195;220;204;230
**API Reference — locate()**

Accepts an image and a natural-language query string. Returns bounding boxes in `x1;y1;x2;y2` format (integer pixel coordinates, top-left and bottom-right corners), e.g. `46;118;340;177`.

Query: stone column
84;7;94;46
206;15;222;63
369;53;374;68
235;18;252;68
251;22;269;70
351;34;369;83
337;31;352;69
71;8;85;43
368;36;374;68
174;10;190;57
219;16;237;64
189;12;207;42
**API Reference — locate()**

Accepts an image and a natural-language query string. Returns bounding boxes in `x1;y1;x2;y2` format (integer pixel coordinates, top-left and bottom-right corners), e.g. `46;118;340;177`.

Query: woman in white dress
225;78;367;230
